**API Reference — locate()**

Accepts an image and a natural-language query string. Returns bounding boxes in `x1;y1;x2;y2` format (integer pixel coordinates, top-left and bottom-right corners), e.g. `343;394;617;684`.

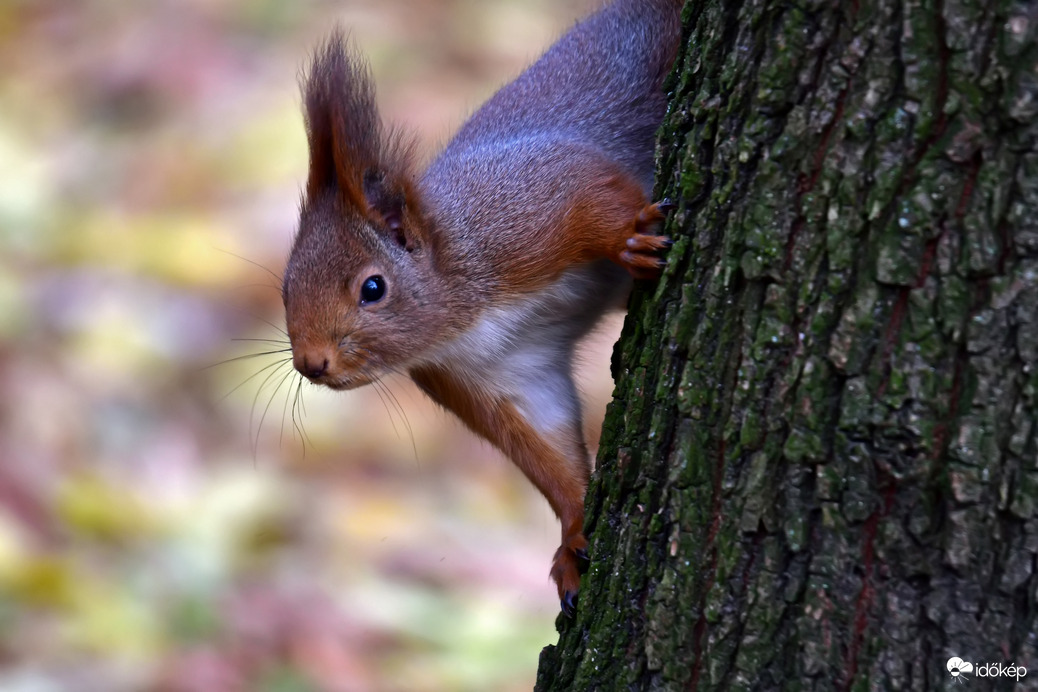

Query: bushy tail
614;0;684;84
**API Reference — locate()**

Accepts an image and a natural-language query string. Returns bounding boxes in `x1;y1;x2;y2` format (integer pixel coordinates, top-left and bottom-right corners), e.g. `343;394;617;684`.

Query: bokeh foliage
0;1;603;690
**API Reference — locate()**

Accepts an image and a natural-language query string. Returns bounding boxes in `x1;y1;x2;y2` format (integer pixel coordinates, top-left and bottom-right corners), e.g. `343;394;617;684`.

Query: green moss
738;408;764;450
876;220;927;286
539;0;1038;688
783;427;824;463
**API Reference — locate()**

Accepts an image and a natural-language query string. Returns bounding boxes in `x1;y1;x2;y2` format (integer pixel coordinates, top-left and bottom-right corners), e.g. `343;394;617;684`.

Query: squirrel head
283;32;442;390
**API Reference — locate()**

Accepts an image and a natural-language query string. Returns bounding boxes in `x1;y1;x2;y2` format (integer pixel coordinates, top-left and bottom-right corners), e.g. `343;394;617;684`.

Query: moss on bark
536;0;1038;689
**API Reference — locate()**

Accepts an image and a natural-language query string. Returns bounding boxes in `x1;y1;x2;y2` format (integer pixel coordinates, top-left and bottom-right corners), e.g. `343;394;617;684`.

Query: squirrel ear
362;168;418;251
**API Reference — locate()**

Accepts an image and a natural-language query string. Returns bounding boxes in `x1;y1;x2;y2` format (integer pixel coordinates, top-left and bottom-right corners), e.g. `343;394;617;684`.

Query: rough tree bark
536;0;1038;689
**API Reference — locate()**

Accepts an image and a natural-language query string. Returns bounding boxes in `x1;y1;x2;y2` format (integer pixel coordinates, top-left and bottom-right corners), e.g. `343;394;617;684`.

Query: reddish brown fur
410;365;590;601
493;160;669;295
284;0;683;615
302;33;432;251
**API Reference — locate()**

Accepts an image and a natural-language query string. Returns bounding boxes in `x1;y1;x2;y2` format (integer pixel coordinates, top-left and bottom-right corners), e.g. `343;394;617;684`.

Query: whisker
373;375;420;468
202;349;293;371
252;316;290;339
222;307;290;339
291;376;314;453
220;356;292;402
214;247;284;286
229;282;288;294
279;370;296;450
373;377;409;437
300;379;311;420
250;360;294;458
345;346;419;463
370;378;401;440
254;365;297;459
352;346;411;382
232;337;291;346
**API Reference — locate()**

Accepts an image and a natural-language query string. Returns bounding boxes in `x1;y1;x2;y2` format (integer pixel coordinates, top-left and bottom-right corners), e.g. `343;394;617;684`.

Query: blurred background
0;0;624;690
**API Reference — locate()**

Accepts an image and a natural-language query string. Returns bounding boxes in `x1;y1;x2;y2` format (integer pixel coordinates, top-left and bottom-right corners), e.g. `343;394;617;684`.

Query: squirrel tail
608;0;684;89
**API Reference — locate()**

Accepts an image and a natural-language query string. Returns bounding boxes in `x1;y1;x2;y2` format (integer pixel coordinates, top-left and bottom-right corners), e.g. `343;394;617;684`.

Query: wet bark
536;0;1038;689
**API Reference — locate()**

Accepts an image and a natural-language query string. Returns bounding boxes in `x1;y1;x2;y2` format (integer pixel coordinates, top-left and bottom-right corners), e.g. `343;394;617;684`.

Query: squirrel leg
410;363;591;616
483;148;674;295
560;165;673;280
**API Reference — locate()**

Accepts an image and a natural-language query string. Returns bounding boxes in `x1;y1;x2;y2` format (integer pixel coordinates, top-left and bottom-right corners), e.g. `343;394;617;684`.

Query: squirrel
282;0;683;616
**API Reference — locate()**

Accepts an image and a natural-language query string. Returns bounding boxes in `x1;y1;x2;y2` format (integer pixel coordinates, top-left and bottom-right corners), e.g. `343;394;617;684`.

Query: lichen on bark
536;0;1038;689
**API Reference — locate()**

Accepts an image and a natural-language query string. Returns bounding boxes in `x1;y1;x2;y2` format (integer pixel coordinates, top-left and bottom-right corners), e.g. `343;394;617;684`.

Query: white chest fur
420;261;629;435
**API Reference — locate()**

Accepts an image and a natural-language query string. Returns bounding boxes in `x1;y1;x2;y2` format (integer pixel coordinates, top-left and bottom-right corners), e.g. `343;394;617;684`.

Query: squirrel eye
360;275;386;304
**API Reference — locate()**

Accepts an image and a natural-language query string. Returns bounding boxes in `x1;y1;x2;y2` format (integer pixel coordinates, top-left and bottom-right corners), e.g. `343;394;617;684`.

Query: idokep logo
946;656;1028;683
946;657;973;681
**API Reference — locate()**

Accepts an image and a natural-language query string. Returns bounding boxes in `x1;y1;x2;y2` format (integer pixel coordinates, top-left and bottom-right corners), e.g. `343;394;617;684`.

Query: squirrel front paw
619;200;674;280
550;534;590;617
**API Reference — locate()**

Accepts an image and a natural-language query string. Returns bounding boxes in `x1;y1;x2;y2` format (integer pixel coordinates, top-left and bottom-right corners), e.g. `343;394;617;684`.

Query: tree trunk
536;0;1038;689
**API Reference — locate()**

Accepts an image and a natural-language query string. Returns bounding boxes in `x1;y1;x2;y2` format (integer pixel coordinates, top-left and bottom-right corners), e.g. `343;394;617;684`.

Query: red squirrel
283;0;683;615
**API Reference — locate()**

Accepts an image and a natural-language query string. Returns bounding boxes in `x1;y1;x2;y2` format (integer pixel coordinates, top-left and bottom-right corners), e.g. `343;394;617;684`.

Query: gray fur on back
424;0;680;191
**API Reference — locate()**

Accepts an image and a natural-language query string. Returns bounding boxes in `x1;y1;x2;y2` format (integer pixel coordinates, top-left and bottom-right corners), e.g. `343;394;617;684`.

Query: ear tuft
301;31;426;250
301;30;378;207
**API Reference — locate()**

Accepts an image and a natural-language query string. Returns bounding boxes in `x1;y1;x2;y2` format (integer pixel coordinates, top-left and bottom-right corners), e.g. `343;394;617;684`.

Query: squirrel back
429;0;681;188
420;0;683;295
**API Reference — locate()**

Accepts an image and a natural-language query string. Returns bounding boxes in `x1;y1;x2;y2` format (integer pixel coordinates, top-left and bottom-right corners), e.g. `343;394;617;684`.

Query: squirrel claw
551;535;587;615
620;200;673;279
656;198;677;214
620;247;668;280
561;590;578;618
625;235;671;253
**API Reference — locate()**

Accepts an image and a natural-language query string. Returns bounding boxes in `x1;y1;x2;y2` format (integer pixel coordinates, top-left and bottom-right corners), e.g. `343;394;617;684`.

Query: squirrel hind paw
560;589;579;618
551;536;589;617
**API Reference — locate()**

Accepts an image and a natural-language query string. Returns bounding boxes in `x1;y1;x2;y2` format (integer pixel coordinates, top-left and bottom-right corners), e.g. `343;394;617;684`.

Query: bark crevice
536;0;1038;689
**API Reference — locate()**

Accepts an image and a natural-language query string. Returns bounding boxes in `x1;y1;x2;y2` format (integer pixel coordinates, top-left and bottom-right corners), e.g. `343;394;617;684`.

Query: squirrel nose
294;350;331;380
